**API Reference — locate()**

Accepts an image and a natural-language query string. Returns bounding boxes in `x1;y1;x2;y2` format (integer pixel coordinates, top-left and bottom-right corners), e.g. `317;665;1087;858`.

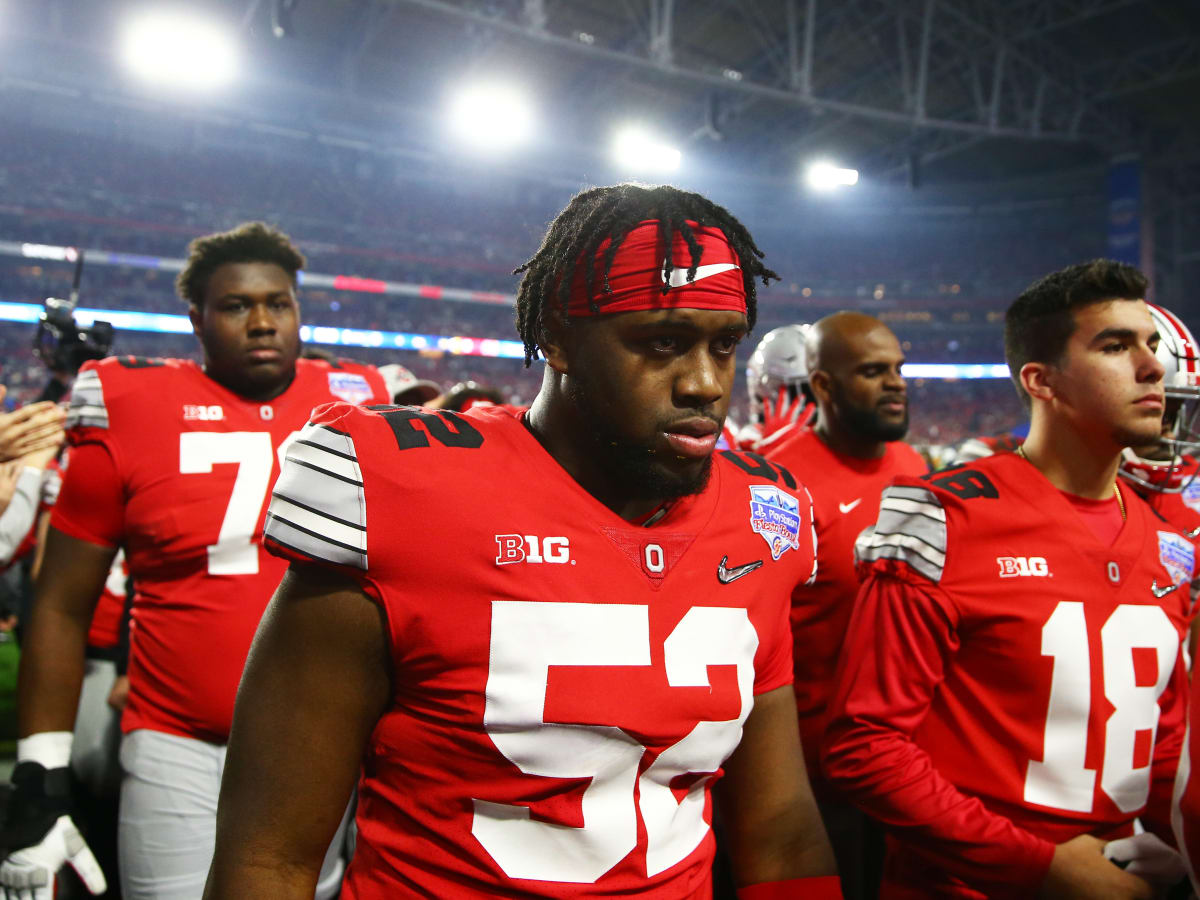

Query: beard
839;395;910;442
566;376;715;502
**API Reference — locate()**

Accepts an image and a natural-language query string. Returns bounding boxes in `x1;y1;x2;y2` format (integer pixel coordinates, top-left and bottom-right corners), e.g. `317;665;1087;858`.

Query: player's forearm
725;806;838;885
16;600;90;736
823;719;1055;888
203;856;318;900
0;468;41;563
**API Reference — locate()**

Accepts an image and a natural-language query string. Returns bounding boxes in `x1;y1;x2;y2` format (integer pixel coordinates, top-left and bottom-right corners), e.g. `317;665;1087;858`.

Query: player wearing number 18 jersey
824;260;1187;900
1;223;388;900
205;185;840;899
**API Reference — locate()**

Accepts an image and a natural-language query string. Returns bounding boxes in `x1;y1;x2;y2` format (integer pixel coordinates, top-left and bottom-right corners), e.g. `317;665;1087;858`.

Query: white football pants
118;728;351;900
70;658;123;798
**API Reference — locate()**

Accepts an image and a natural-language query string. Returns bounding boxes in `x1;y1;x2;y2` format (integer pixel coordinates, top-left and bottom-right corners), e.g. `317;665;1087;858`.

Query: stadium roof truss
366;0;1199;179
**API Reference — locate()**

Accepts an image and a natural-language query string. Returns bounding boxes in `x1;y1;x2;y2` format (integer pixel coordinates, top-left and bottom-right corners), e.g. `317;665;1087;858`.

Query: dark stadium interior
0;0;1198;444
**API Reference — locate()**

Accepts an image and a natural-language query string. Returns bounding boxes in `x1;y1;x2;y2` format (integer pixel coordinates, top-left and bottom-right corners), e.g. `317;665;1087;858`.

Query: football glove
0;761;106;899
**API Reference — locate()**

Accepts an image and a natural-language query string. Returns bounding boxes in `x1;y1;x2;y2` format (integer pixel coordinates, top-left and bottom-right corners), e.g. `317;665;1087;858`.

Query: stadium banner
1107;156;1142;268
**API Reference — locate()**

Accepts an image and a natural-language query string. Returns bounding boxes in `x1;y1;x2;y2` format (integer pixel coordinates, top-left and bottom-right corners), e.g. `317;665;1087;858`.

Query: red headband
566;219;746;317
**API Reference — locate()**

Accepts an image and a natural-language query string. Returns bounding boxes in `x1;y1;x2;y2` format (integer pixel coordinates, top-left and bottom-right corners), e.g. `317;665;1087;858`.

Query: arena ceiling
3;0;1200;191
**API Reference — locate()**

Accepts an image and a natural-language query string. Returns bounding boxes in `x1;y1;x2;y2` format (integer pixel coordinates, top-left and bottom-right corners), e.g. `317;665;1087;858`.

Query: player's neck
814;420;886;460
524;394;670;522
1020;421;1122;500
204;365;296;403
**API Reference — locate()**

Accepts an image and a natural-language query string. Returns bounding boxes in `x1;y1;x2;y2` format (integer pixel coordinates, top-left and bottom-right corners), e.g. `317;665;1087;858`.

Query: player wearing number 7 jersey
204;185;840;899
823;260;1190;899
2;222;388;900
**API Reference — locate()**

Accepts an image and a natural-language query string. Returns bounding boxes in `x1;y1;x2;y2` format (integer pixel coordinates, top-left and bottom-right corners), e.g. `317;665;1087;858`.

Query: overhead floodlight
121;9;238;91
806;162;859;190
448;83;534;152
613;127;681;174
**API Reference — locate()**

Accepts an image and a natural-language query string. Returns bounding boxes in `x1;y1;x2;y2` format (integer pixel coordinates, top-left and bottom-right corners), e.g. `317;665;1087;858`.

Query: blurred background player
825;260;1189;899
376;363;442;407
0;222;388;900
203;183;840;899
759;311;926;900
1117;303;1200;537
739;324;815;452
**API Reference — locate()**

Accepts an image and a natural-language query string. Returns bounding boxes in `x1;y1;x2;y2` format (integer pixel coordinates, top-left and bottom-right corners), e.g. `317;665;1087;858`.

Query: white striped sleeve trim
265;423;367;569
857;485;948;582
66;369;108;429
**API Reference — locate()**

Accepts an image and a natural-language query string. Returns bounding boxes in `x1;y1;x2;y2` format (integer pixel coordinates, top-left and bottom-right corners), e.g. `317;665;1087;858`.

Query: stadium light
121;9;238;91
805;162;859;190
447;83;534;152
613;127;681;174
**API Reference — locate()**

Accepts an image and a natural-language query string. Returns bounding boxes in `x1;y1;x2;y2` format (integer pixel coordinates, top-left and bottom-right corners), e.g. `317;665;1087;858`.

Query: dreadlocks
513;183;778;366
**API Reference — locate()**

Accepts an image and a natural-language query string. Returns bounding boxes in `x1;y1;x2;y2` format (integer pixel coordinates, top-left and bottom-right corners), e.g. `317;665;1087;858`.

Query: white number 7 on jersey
179;431;300;575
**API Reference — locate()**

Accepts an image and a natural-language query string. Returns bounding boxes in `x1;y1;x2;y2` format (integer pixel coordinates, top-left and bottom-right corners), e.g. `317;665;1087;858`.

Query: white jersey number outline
1024;601;1179;813
472;601;758;883
178;431;301;575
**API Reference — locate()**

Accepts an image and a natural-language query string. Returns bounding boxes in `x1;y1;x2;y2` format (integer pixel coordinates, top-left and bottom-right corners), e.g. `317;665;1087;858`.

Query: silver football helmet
1119;303;1200;493
745;324;812;427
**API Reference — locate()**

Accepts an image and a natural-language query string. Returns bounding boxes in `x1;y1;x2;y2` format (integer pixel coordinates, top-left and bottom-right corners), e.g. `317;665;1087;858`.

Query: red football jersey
264;403;817;898
1174;665;1200;892
759;428;927;778
51;356;388;743
54;448;126;650
823;453;1191;898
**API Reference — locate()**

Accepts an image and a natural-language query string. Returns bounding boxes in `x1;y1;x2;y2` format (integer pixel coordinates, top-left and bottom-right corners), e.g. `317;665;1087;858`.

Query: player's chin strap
737;875;843;899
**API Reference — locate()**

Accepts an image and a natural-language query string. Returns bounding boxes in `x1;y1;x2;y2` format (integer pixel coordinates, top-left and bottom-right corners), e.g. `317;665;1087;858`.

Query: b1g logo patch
748;485;800;561
328;372;373;404
1158;530;1195;585
1183;480;1200;514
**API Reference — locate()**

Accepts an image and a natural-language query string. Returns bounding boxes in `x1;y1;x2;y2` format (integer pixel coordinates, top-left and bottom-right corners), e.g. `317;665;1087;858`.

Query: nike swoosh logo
717;555;763;585
1151;579;1183;598
661;262;739;288
839;499;862;514
1188;526;1200;539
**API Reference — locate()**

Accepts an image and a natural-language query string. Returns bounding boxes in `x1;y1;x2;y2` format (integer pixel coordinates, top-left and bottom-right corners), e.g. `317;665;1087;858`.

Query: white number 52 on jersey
473;601;758;883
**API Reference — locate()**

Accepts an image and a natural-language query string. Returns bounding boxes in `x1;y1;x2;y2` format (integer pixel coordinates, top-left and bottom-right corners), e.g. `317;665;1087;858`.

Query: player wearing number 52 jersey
824;260;1188;900
265;401;817;897
205;186;840;899
2;222;388;900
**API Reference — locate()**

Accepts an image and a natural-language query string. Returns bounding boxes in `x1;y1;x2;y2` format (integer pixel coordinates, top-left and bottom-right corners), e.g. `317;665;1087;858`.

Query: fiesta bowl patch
328;372;373;404
749;485;801;560
1183;479;1200;514
1158;529;1195;586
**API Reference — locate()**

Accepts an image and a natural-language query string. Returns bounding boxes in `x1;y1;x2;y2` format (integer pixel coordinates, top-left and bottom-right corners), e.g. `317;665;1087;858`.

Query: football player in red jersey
1118;304;1200;542
0;222;389;900
761;312;926;899
823;260;1188;899
739;324;815;452
203;185;839;899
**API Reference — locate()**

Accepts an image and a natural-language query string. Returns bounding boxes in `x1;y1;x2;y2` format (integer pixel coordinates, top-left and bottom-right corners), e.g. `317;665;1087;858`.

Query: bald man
757;312;926;899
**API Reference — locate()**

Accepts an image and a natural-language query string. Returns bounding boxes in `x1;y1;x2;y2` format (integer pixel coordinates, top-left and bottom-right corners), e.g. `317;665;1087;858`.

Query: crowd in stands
0;122;1085;446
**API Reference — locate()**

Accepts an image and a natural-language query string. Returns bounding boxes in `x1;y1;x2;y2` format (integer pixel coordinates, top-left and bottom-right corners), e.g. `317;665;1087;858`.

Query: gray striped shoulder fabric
855;484;947;583
265;422;367;570
66;368;109;429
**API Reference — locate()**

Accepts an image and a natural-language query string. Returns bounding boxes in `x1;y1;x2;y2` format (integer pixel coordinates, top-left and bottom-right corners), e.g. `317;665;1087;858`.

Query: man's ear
188;304;203;339
808;369;833;407
1019;361;1056;404
539;309;572;375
